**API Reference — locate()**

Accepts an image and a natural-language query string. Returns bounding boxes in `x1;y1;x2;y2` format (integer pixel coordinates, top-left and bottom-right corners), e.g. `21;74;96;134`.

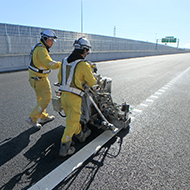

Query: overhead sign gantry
162;36;177;43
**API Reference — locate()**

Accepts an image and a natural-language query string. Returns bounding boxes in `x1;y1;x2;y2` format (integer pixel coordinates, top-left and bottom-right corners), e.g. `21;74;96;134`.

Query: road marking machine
52;62;131;135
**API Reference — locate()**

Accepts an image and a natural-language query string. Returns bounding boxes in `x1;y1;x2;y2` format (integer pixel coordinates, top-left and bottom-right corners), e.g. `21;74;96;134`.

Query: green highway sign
162;37;177;43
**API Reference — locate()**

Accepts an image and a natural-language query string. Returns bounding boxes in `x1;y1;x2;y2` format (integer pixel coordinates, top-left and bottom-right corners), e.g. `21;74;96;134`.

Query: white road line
158;89;165;92
150;95;158;99
171;66;190;82
140;103;148;107
133;109;142;113
146;99;154;102
28;129;122;190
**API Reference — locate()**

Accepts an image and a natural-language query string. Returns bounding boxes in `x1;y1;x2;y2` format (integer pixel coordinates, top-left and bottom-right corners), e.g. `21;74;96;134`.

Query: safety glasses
49;38;56;42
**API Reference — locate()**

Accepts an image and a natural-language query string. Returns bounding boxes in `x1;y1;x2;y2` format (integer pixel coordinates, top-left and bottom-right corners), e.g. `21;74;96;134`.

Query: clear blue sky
1;0;189;48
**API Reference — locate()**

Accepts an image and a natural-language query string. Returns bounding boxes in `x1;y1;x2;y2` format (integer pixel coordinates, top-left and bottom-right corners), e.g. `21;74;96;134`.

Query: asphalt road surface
0;53;190;190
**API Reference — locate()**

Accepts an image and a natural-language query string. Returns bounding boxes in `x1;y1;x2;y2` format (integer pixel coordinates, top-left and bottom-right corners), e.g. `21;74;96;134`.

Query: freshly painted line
28;129;122;190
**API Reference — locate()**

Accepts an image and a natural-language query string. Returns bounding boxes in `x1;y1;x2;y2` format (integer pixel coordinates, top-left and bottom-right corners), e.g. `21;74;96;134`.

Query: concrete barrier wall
0;23;188;73
0;49;186;73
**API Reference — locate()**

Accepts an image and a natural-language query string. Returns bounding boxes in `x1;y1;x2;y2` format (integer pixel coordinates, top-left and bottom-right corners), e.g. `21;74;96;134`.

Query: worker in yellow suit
26;29;61;129
58;37;96;157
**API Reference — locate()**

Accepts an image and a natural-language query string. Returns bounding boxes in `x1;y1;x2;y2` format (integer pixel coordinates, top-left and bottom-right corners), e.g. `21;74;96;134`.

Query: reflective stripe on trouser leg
29;77;52;122
61;92;82;144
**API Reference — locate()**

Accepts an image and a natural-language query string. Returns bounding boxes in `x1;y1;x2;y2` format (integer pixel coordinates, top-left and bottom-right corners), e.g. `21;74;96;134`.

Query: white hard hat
41;29;57;41
73;37;91;51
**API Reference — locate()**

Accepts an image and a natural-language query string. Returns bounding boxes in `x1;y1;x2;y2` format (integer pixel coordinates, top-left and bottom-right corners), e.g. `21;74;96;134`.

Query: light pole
113;26;116;37
177;39;179;48
155;33;158;50
81;0;83;34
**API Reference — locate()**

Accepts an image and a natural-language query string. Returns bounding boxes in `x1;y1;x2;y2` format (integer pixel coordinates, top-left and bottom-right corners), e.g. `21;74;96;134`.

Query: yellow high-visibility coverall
29;41;61;122
58;60;96;143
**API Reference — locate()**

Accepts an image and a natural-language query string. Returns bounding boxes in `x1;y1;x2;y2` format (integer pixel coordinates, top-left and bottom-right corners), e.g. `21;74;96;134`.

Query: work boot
76;129;91;143
26;117;41;130
59;141;75;157
39;115;55;125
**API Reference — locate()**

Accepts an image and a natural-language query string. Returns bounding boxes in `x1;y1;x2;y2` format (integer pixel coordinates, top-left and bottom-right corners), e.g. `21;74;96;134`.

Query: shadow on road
0;127;39;167
0;125;130;190
0;125;65;190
